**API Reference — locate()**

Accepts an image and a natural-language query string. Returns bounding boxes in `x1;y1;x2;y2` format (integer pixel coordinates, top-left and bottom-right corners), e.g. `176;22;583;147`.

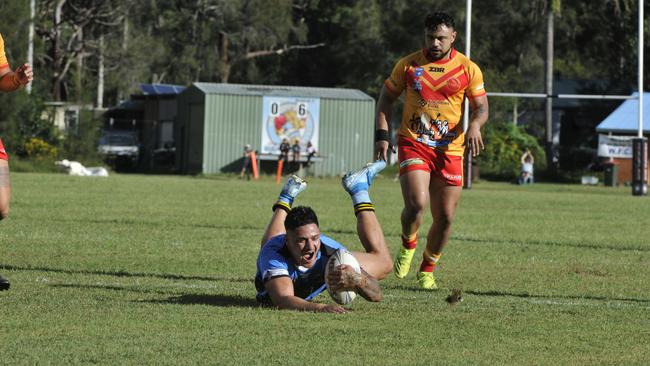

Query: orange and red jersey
0;34;9;71
384;48;486;156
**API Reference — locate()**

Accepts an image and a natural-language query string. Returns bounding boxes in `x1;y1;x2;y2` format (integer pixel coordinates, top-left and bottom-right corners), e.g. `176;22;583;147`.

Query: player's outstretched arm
327;265;382;302
374;86;397;161
266;276;347;313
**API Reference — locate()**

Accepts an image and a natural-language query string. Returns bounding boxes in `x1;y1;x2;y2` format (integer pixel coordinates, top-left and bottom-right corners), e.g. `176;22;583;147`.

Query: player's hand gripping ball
325;249;361;305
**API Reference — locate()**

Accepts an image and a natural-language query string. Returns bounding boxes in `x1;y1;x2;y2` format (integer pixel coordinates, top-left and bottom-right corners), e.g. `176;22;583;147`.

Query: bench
254;153;324;176
256;153;324;163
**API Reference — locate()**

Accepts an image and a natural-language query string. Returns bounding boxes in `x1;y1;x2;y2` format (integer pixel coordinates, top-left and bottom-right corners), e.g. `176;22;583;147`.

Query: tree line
0;0;644;176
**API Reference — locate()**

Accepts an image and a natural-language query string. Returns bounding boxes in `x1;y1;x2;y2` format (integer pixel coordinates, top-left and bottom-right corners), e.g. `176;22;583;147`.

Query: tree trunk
118;18;129;102
51;0;66;101
75;28;83;103
218;32;230;83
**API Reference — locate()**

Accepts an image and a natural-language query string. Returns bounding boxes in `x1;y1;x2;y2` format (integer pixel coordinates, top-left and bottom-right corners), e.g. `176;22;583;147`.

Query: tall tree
36;0;123;101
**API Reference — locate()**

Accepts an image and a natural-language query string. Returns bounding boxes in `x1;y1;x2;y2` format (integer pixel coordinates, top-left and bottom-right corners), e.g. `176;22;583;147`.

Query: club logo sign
261;96;320;155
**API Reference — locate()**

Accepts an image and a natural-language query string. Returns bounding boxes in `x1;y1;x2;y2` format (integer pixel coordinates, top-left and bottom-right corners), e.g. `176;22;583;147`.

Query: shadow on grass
44;216;263;232
48;283;262;308
457;236;649;253
144;294;261;308
50;283;171;295
40;217;645;252
0;263;253;283
268;228;648;253
383;282;650;305
463;289;650;305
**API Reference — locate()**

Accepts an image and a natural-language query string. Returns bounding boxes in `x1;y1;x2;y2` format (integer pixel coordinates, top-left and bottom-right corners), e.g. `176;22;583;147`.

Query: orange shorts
0;138;8;161
398;137;463;186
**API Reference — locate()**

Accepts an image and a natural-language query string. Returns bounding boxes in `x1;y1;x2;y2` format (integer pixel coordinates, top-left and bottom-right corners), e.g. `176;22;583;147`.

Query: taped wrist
375;129;390;143
272;201;291;213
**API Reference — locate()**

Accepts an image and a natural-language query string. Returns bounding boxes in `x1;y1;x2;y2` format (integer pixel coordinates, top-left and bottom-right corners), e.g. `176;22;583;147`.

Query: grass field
1;172;649;365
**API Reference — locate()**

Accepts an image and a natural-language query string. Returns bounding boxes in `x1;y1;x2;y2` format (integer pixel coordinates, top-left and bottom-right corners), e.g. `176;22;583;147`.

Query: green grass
1;172;649;365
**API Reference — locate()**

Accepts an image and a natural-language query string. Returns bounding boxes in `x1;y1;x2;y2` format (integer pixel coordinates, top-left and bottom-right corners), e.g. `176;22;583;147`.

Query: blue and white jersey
255;234;346;303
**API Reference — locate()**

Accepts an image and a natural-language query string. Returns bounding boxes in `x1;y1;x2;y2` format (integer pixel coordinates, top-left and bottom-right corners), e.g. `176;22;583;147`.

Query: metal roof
141;83;186;95
596;92;650;134
191;82;373;101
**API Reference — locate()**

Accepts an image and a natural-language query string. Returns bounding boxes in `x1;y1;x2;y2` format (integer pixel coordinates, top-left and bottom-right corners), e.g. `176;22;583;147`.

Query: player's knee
438;211;454;227
404;199;427;217
380;259;393;279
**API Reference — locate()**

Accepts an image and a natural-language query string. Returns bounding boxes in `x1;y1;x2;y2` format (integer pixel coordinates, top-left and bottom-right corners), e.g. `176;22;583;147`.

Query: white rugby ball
325;249;361;305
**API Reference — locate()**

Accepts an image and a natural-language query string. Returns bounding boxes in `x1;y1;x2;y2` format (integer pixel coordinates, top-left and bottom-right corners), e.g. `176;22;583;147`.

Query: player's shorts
398;137;463;186
0;138;8;161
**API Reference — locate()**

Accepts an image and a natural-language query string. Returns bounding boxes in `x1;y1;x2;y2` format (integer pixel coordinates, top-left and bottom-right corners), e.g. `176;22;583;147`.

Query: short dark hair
424;12;455;31
284;206;319;231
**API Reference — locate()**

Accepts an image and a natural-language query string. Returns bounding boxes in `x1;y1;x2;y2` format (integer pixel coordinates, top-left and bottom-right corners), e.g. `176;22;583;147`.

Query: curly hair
424;12;455;31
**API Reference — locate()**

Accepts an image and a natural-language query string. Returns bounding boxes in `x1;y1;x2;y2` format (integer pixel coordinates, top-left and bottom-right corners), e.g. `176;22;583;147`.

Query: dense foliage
478;121;546;180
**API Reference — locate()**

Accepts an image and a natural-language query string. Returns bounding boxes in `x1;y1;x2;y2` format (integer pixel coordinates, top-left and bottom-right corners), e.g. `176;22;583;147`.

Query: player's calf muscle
0;165;9;187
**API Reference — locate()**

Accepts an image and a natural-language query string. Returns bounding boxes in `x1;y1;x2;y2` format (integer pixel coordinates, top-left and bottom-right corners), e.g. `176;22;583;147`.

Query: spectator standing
240;144;254;179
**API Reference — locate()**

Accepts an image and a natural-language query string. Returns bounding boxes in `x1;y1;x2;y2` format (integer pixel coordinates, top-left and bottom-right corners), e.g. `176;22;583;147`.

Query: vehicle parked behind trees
98;130;139;170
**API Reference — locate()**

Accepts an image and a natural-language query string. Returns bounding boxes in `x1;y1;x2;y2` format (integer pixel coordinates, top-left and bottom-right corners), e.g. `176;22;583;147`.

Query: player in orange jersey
375;12;488;289
0;33;34;291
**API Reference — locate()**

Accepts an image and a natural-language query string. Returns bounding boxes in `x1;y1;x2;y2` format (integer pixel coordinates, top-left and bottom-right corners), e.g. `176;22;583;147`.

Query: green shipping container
176;83;375;176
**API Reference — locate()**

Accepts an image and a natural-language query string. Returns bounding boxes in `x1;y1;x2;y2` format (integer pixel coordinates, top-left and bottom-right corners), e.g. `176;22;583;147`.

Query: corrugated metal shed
176;83;375;176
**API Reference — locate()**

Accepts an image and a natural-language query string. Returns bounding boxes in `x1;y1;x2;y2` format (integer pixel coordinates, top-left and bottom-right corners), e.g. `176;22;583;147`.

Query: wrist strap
375;129;390;143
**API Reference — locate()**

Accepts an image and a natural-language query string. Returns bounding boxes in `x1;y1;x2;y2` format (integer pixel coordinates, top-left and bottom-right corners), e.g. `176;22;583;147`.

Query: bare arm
374;85;398;161
0;64;32;92
266;276;347;313
260;208;288;247
521;150;534;164
465;94;489;157
327;265;382;302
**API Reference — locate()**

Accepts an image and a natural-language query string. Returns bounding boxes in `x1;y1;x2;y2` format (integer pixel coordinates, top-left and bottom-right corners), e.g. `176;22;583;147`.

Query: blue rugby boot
342;160;386;211
342;160;387;195
273;175;307;212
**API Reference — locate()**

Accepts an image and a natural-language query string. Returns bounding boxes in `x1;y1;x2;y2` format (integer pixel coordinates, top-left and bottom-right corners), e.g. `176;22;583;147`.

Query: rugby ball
325;249;361;305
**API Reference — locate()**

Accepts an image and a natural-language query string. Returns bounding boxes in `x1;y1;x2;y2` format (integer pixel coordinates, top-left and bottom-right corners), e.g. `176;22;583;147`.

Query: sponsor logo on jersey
412;67;424;91
429;66;445;72
447;77;461;92
417;98;450;108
